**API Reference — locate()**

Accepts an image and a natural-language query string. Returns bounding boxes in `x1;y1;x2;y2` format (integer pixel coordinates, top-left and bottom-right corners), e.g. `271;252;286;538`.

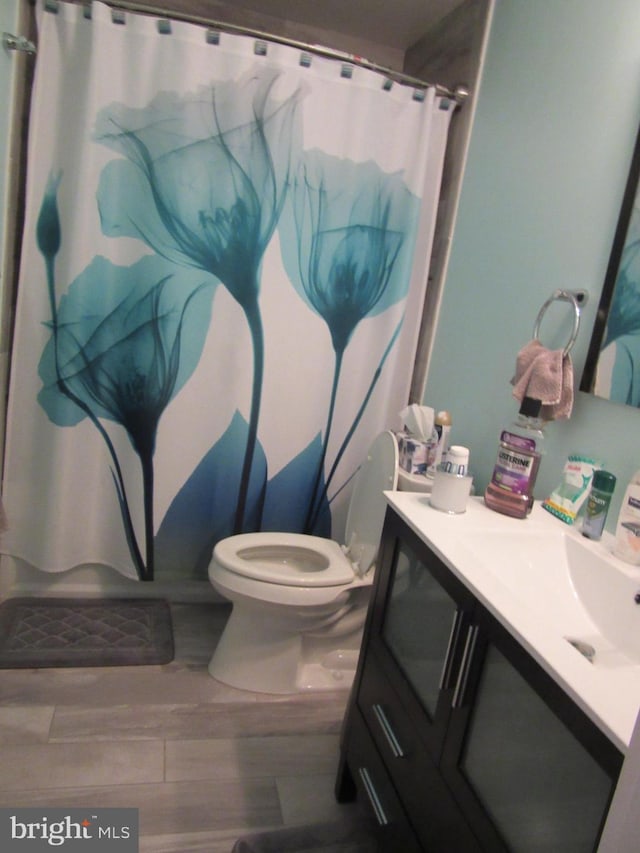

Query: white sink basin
566;535;640;664
461;527;640;666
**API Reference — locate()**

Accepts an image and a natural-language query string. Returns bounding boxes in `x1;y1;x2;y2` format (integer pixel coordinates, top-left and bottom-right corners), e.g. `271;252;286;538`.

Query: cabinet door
441;609;623;853
368;511;476;760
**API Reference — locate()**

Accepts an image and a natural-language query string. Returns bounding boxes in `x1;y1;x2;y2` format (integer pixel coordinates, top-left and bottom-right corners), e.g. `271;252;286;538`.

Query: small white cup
430;468;473;514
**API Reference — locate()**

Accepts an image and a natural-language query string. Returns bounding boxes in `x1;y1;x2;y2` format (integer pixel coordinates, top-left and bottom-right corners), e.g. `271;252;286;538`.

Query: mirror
581;120;640;405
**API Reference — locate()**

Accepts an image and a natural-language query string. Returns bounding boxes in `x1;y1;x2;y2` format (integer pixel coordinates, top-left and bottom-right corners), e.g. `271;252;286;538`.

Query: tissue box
397;431;435;475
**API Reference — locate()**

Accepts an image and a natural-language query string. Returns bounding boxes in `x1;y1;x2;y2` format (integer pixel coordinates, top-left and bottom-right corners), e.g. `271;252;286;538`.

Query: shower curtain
1;0;452;583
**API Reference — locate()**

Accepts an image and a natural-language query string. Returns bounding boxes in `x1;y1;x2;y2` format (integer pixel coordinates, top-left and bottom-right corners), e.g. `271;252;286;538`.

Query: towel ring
533;289;588;357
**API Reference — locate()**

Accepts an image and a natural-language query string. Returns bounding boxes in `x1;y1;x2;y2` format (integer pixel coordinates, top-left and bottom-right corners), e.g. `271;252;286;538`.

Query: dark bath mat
0;597;174;668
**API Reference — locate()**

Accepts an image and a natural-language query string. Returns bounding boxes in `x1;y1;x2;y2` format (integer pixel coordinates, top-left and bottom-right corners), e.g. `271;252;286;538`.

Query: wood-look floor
0;602;366;852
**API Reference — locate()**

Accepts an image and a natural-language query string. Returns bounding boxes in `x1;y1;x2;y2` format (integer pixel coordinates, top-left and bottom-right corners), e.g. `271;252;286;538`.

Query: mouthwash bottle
484;397;545;519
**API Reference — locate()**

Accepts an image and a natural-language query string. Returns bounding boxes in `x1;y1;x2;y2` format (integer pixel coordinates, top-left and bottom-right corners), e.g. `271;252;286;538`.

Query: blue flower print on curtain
280;151;421;532
37;176;213;581
94;72;302;536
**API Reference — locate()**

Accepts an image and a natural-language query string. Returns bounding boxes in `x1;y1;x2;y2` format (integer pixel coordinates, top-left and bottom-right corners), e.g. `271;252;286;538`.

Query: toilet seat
210;560;372;609
213;534;354;587
211;431;399;588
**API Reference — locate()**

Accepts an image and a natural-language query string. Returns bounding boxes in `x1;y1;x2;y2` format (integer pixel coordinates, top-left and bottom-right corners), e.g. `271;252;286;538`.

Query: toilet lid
343;430;398;575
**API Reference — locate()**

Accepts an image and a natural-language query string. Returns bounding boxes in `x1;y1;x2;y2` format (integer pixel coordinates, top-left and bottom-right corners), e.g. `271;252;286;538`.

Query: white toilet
207;431;399;694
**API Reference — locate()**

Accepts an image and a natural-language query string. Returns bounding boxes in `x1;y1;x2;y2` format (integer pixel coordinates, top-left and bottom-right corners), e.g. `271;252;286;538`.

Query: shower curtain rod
44;0;469;105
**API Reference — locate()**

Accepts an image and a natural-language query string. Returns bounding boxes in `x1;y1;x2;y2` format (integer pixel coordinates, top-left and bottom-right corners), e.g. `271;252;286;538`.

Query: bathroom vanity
335;494;640;851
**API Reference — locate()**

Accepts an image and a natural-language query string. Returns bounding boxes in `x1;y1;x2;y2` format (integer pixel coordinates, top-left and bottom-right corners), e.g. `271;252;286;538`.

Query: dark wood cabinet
336;508;624;852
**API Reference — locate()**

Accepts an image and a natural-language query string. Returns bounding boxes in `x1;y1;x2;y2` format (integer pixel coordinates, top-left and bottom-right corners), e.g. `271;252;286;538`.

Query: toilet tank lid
343;431;398;575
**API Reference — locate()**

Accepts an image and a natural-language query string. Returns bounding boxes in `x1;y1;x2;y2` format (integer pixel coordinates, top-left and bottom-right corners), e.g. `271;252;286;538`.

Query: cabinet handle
358;766;389;826
372;703;405;758
439;608;463;690
452;624;479;708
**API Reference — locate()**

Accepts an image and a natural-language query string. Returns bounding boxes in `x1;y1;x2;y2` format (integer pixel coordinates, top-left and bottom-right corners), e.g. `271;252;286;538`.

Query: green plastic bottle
582;470;616;540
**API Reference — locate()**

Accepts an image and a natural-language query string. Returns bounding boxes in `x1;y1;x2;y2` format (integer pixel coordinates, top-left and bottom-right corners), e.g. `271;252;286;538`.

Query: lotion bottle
427;410;452;475
613;471;640;564
484;397;545;519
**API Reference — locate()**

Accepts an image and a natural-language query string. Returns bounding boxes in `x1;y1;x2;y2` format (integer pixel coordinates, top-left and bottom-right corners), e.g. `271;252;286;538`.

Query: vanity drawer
358;648;429;763
346;705;423;853
357;650;481;852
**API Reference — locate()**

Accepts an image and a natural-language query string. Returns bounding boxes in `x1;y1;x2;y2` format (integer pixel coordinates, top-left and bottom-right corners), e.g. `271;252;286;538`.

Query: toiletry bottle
427;410;452;475
484;397;545;519
613;471;640;564
581;470;616;541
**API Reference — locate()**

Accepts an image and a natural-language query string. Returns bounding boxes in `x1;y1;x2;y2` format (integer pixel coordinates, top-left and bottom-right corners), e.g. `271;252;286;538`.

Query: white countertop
385;492;640;753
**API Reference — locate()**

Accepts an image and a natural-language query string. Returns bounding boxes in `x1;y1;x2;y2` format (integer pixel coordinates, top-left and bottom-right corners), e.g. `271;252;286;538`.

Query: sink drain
565;637;596;663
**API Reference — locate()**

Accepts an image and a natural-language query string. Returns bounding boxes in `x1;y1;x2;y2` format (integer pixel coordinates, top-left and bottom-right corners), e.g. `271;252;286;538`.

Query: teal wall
424;0;640;529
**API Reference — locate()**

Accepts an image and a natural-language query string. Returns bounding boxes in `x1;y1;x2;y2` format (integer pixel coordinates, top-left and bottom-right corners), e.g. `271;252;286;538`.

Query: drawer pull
452;624;479;708
372;703;405;758
439;608;463;690
358;766;389;826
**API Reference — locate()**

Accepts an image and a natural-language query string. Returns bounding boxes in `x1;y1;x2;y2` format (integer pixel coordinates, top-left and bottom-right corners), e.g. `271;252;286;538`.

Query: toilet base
296;649;360;692
210;647;359;694
208;605;364;694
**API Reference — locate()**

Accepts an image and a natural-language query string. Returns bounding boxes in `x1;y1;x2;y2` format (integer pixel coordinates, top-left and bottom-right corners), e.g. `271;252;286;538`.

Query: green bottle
582;470;616;541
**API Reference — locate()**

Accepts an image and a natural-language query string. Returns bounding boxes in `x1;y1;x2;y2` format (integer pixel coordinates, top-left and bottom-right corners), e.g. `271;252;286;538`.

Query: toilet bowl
207;431;399;693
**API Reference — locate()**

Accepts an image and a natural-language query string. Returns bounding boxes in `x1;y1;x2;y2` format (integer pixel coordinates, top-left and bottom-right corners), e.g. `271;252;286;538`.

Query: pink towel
510;339;574;420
